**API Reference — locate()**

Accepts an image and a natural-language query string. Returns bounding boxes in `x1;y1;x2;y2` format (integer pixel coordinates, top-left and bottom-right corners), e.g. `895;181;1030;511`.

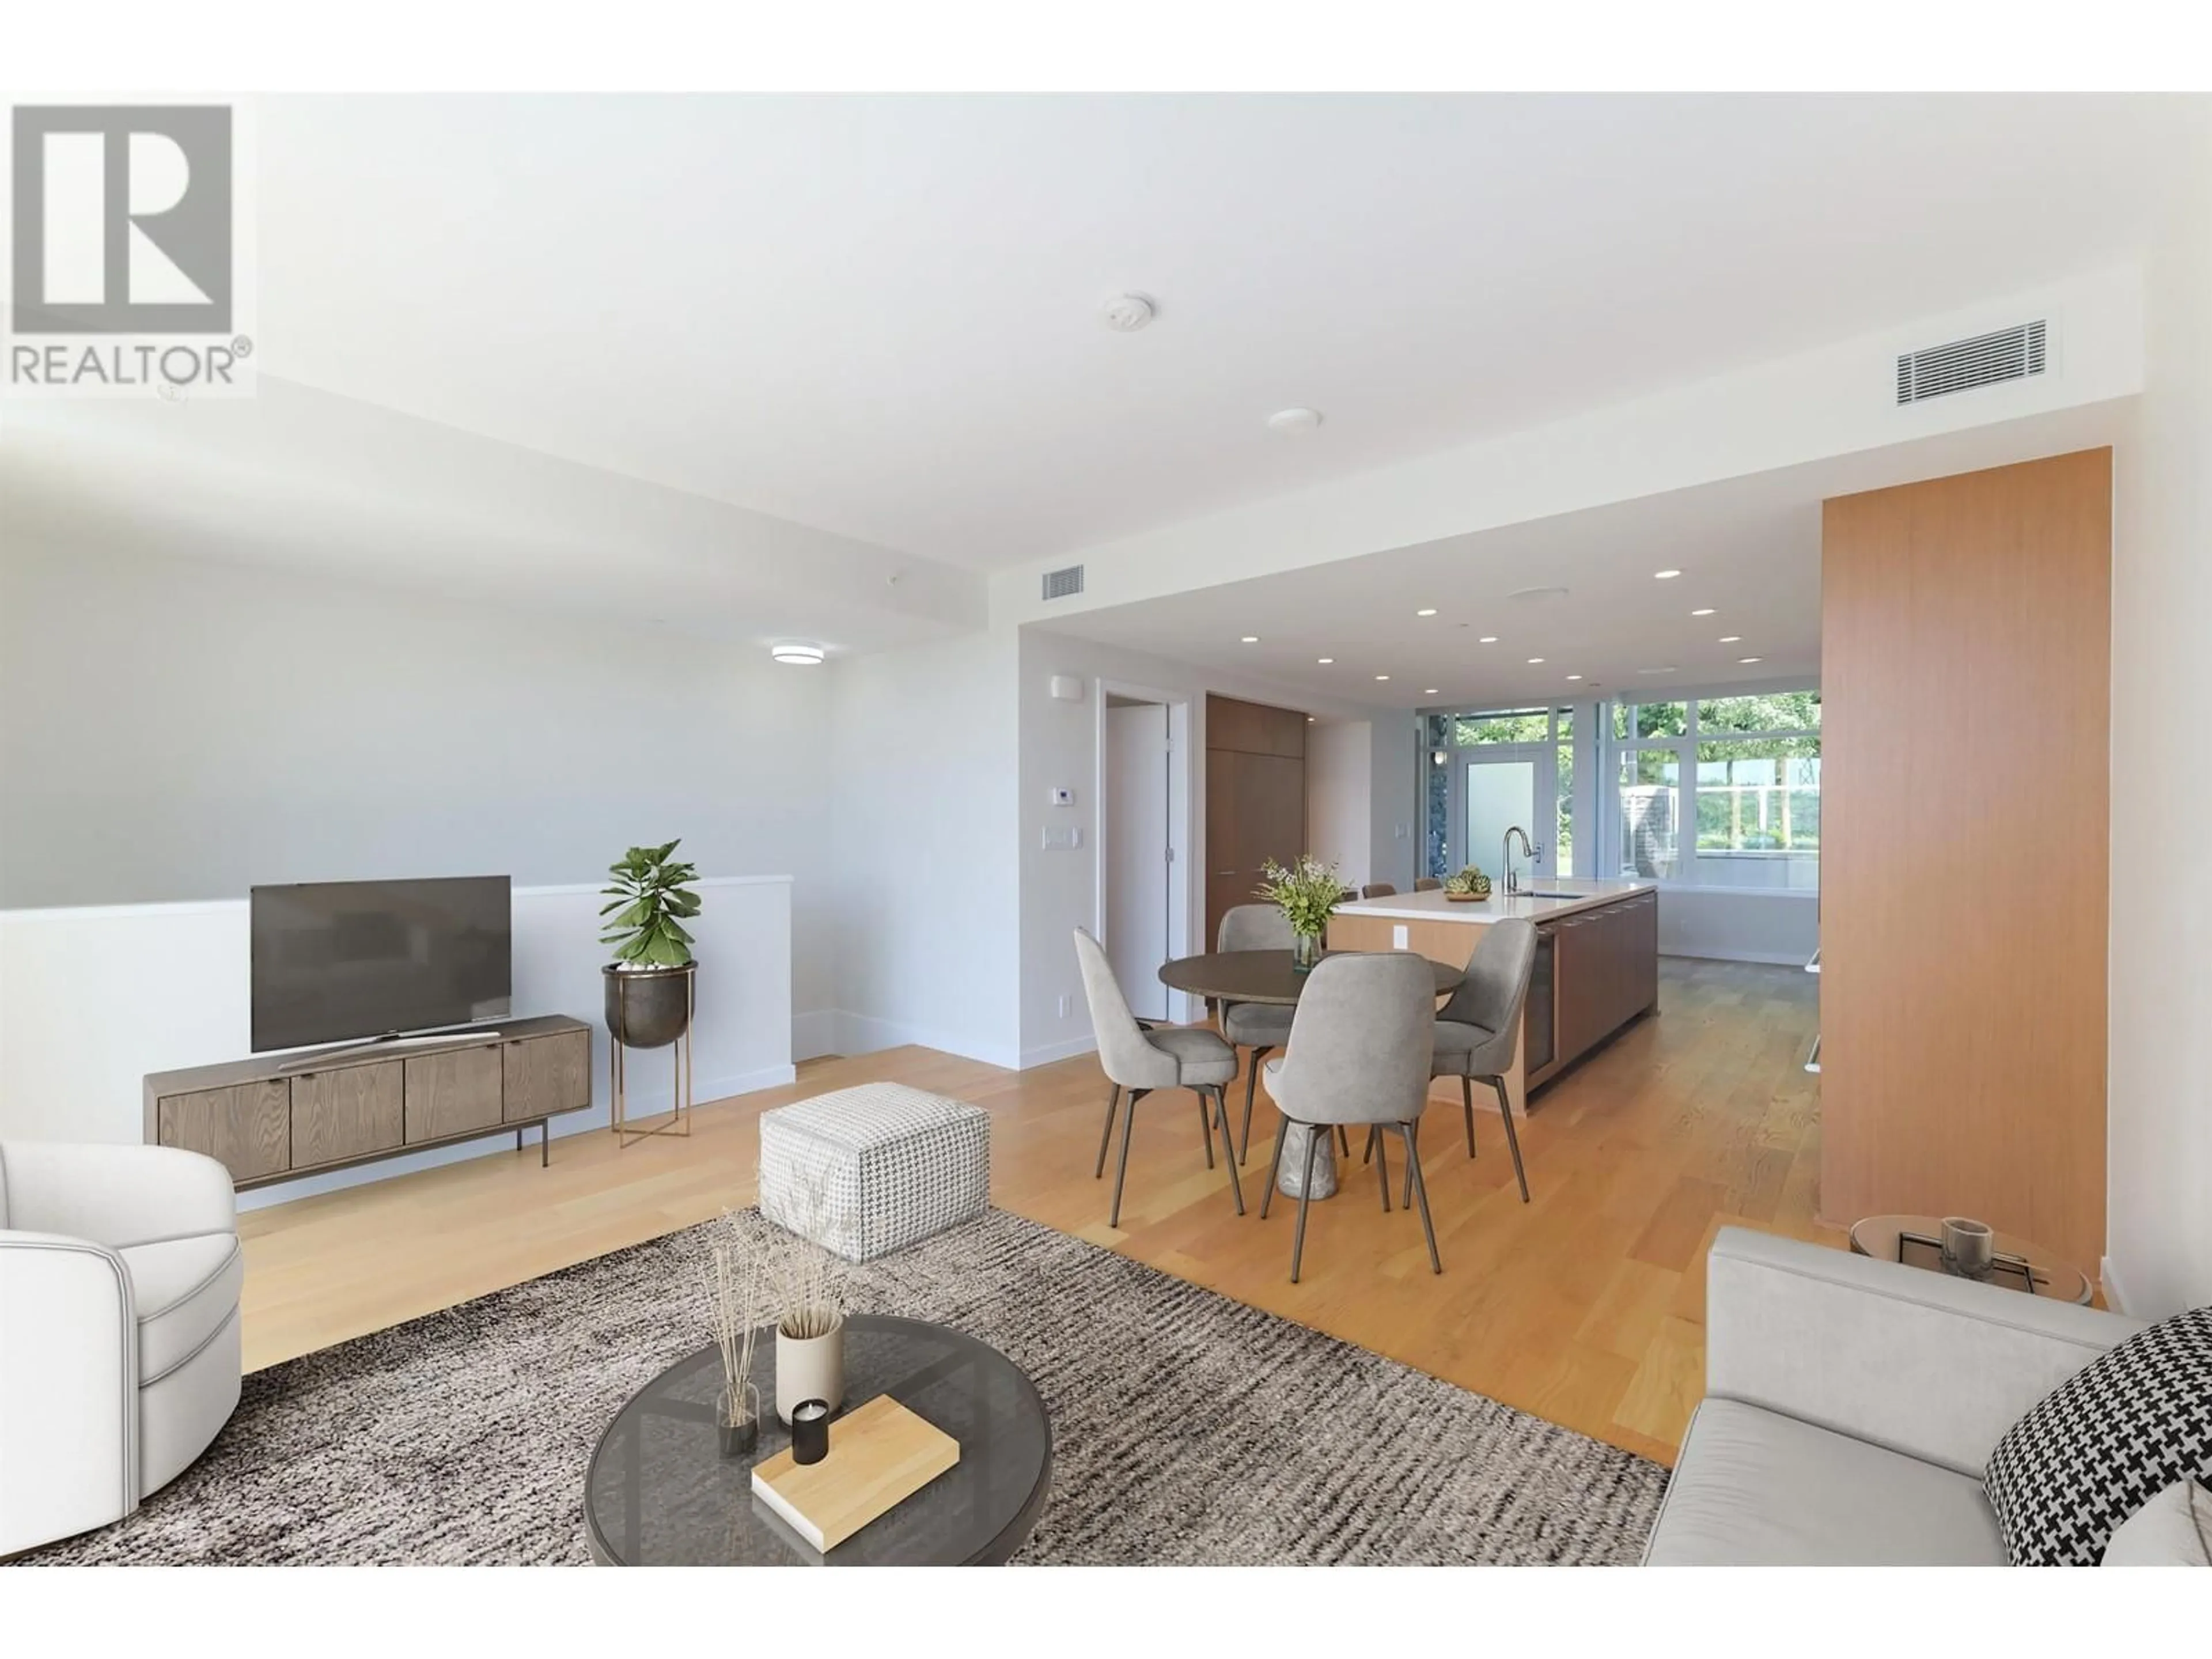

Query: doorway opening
1097;685;1192;1023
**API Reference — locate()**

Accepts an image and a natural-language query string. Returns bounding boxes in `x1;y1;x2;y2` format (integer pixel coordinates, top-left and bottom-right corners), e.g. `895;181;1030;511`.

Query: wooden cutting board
749;1395;960;1552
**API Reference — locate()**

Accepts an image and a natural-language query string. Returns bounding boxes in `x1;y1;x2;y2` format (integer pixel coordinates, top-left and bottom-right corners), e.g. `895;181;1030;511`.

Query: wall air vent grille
1896;320;2048;406
1041;565;1085;601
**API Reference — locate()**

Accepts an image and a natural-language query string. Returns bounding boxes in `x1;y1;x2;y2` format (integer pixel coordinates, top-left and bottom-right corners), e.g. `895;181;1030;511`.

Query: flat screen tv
251;876;513;1052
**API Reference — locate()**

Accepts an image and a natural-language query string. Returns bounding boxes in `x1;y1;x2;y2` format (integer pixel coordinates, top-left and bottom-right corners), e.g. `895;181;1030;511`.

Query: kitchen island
1326;879;1660;1117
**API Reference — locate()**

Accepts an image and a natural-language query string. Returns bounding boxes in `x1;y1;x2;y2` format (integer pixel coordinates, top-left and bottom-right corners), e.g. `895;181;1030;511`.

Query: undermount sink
1517;889;1588;900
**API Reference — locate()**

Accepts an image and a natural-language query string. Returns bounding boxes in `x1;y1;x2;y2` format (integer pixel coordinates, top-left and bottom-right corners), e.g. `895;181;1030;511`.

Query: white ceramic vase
775;1317;846;1425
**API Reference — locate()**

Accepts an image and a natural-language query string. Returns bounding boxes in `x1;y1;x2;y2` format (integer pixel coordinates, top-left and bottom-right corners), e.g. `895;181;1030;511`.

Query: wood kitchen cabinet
1205;695;1308;946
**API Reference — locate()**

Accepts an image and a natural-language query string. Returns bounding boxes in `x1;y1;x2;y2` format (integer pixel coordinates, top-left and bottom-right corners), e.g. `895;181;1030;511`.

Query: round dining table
1157;948;1463;1006
1156;949;1463;1202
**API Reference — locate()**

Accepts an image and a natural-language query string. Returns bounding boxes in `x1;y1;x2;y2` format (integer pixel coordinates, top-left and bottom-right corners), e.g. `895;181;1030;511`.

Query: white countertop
1335;877;1658;925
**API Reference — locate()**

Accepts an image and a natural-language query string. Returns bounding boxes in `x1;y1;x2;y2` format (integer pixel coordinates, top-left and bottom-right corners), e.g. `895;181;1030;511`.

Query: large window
1606;690;1820;889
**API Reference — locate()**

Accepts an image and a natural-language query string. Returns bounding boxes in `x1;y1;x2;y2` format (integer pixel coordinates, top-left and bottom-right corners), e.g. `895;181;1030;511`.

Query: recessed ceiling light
1316;656;1334;664
1565;674;1584;681
1240;635;1259;643
1374;674;1390;681
1654;569;1682;580
1510;585;1570;604
1527;657;1546;665
1478;636;1498;644
1637;666;1679;676
1718;635;1742;643
1423;688;1440;695
1266;407;1323;436
771;642;825;666
1416;608;1437;618
1691;608;1715;617
1738;656;1764;664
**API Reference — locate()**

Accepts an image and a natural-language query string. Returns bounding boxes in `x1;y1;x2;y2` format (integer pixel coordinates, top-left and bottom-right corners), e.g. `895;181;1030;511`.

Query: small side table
1847;1214;2094;1305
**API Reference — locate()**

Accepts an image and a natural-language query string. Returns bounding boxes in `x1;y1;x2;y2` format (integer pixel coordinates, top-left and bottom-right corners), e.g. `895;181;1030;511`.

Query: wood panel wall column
1819;448;2111;1272
1205;695;1309;947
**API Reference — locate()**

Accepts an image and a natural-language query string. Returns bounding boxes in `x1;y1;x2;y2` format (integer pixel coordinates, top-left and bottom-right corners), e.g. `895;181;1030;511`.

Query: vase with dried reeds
702;1217;768;1456
763;1175;847;1423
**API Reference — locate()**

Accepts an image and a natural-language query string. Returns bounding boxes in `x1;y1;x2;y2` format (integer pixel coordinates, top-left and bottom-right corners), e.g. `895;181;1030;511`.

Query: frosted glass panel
1463;760;1537;881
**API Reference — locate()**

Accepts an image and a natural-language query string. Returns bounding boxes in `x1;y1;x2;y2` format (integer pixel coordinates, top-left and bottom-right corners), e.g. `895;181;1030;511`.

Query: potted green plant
600;840;702;1048
1255;854;1342;972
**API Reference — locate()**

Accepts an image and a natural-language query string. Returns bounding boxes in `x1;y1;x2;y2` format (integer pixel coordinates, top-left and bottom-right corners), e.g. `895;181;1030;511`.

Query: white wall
1016;627;1400;1062
825;628;1022;1068
0;877;793;1210
1305;721;1372;888
2105;117;2212;1318
1657;889;1820;967
0;540;843;1042
1368;713;1419;895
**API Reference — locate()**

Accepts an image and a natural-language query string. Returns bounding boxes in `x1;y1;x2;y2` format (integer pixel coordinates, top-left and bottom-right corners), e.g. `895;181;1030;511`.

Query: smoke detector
1266;407;1323;436
1100;293;1156;333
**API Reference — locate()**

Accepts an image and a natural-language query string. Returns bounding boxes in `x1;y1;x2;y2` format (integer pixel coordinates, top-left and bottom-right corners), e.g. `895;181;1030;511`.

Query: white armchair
1;1142;243;1556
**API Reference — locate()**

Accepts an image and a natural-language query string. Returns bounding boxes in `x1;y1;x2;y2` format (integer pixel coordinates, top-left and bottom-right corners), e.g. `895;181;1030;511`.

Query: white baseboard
1668;948;1820;966
2099;1253;2131;1315
1019;1034;1100;1069
790;1010;838;1061
828;1010;1020;1072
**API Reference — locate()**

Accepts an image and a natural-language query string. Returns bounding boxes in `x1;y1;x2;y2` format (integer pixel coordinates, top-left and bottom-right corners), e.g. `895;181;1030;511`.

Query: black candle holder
791;1398;831;1465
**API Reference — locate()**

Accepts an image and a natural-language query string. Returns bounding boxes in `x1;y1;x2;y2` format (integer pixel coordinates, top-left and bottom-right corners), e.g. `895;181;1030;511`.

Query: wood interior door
1820;448;2110;1272
1205;696;1308;946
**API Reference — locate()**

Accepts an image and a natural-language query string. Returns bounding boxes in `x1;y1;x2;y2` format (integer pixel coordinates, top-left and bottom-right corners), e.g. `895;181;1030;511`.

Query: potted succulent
1255;853;1342;972
1444;865;1493;902
600;840;702;1048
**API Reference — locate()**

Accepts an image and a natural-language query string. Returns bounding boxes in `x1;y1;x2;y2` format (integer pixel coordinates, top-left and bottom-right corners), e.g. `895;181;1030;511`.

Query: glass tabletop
585;1313;1053;1565
1158;948;1464;1006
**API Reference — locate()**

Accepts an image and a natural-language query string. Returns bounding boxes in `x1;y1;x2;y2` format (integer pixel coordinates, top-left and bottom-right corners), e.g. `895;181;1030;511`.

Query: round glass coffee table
1847;1214;2094;1305
585;1313;1053;1565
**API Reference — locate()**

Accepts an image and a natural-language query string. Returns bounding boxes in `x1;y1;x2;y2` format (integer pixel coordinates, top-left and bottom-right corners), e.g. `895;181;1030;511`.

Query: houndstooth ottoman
757;1083;990;1263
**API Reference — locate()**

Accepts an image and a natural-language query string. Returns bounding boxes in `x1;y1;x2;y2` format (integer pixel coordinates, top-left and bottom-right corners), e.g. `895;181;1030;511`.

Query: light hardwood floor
238;956;1830;1466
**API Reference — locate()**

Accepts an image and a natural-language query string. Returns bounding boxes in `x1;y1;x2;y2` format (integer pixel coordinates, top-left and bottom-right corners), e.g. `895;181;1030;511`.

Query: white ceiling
1037;402;2130;710
236;93;2186;570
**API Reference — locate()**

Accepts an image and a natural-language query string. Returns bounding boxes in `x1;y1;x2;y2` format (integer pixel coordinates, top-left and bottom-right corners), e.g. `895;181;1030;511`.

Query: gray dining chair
1258;952;1440;1282
1361;882;1398;899
1072;930;1244;1228
1413;877;1442;892
1214;904;1296;1162
1431;918;1537;1203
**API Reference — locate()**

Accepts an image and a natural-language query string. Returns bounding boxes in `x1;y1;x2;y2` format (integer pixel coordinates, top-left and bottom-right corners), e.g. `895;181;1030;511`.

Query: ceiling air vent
1896;320;2048;406
1041;564;1085;601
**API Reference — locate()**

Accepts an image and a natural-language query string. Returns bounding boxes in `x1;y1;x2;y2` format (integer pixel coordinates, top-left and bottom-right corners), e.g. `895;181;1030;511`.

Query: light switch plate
1041;825;1083;852
1393;925;1409;949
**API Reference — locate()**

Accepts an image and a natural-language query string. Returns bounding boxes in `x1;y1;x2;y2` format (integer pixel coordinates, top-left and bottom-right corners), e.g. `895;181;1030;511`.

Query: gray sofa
1645;1226;2145;1565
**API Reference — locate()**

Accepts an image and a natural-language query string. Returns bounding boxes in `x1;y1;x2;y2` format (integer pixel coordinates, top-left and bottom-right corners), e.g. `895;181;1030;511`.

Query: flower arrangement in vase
1255;854;1343;971
762;1178;847;1424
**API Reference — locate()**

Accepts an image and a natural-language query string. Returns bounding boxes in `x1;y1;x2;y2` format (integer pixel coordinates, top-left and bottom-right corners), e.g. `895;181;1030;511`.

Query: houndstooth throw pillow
1984;1307;2212;1565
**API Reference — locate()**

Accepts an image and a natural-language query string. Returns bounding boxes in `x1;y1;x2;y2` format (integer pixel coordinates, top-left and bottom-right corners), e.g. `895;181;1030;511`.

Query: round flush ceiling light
1266;407;1324;436
771;642;825;666
1100;293;1156;332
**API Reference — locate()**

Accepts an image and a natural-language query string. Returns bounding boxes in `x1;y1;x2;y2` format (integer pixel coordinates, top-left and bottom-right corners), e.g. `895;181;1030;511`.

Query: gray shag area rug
19;1208;1666;1566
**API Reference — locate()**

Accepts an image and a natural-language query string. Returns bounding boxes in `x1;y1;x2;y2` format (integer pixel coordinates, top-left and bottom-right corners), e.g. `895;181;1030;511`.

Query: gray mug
1940;1216;1995;1280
